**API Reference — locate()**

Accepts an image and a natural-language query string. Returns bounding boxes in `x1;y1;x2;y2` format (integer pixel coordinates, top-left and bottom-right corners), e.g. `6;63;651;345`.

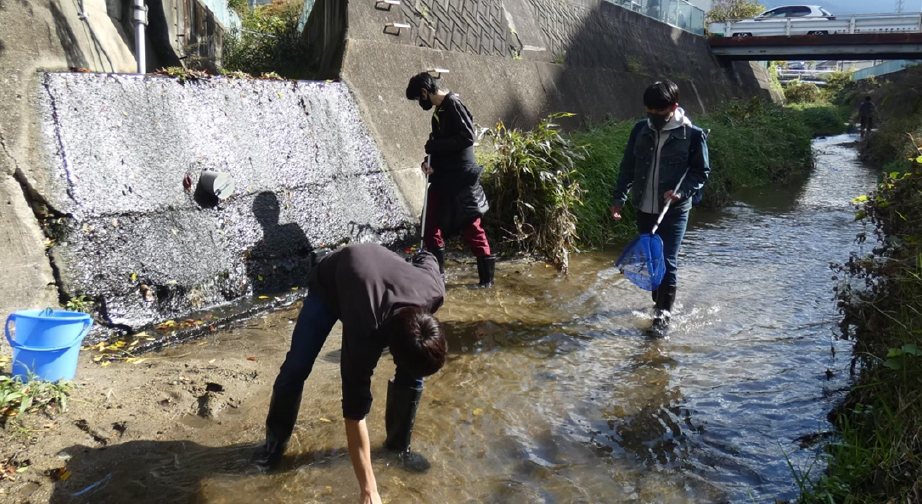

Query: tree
706;0;766;24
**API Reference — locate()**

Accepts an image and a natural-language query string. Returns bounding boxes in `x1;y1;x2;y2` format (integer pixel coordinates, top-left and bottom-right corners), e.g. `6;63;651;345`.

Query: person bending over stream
611;80;710;338
256;243;447;504
405;72;494;287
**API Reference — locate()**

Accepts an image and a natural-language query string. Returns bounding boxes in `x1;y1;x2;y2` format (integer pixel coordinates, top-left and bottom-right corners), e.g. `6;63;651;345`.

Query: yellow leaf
100;362;111;367
258;275;263;281
208;359;216;364
291;286;299;291
132;359;146;365
171;229;179;235
258;295;270;299
473;408;483;416
130;273;137;282
319;417;332;423
93;355;103;362
134;332;149;338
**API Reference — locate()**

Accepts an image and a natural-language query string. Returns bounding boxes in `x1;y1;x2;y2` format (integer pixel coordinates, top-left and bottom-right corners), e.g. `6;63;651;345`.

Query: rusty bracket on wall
375;0;400;11
384;22;411;35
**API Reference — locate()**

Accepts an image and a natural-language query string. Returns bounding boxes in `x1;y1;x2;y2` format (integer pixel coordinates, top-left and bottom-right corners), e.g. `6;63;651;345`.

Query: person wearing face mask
610;80;710;337
405;72;494;287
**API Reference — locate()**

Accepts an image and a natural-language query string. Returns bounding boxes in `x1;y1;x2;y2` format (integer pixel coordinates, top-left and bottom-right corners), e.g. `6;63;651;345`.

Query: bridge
709;33;922;61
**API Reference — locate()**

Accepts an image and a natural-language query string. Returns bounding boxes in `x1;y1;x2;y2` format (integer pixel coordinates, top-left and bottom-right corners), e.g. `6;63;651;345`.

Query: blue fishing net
615;233;666;292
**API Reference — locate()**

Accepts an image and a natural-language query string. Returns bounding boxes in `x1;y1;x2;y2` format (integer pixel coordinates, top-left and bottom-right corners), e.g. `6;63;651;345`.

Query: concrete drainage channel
18;72;416;343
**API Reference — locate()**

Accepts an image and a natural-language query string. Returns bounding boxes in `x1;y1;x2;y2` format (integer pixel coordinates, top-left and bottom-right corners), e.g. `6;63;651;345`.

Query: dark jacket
612;119;710;214
425;92;489;233
307;244;444;420
425;92;482;189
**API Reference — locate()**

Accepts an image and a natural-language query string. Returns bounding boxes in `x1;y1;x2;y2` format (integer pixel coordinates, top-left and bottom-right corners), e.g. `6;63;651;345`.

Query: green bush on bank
222;0;310;79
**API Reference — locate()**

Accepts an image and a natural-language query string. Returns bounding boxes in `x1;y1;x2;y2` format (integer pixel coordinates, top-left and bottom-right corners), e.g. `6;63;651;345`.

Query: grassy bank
479;99;847;269
566;99;847;248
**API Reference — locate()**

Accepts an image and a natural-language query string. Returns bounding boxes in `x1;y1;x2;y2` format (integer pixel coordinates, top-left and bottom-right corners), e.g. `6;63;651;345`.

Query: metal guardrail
853;59;921;79
604;0;707;36
709;12;922;37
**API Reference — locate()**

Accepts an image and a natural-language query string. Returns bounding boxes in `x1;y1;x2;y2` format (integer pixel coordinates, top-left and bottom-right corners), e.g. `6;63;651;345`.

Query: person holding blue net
610;80;710;337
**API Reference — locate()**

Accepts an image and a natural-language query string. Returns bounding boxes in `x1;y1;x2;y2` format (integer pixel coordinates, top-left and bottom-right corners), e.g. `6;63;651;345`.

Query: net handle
651;173;686;235
649;126;709;235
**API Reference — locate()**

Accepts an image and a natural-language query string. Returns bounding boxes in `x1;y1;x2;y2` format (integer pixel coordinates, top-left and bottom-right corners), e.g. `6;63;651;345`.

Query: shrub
481;113;588;272
784;79;822;104
222;0;310;78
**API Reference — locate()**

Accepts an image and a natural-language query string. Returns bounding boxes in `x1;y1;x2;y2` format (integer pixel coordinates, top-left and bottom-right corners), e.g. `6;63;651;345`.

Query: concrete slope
29;73;412;332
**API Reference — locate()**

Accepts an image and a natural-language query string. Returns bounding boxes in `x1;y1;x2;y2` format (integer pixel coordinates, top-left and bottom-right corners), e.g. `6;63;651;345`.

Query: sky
759;0;916;15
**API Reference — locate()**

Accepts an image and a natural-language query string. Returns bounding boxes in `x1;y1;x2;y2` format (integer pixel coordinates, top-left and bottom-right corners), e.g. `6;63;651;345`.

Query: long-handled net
615;228;665;291
615;197;674;292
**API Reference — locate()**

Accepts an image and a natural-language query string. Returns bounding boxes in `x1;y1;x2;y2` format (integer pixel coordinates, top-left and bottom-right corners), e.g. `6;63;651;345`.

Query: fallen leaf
132;359;146;365
130;272;137;282
257;275;264;281
208;359;216;364
473;408;483;416
247;356;258;361
291;286;299;291
171;229;179;235
258;295;270;299
100;362;111;368
319;417;332;423
15;466;29;473
134;332;149;338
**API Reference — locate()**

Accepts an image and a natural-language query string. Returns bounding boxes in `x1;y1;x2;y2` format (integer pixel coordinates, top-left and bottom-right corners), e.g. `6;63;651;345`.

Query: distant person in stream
405;72;494;287
256;244;447;504
610;80;710;338
859;96;876;137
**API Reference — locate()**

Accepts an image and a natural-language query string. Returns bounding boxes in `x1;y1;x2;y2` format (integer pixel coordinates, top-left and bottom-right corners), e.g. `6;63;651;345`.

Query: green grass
0;375;72;422
565;99;846;249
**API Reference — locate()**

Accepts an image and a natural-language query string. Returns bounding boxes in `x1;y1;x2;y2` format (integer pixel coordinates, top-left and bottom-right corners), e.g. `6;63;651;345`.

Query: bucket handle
5;315;92;352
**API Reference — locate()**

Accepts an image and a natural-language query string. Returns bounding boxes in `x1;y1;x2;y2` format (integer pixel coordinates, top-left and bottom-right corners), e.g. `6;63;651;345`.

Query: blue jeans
267;294;422;446
636;209;689;289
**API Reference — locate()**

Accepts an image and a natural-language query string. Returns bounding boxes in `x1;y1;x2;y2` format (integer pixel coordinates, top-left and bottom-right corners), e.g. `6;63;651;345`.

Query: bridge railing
710;12;922;37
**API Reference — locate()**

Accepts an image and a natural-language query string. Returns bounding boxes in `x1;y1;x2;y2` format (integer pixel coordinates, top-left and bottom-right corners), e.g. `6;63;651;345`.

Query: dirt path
0;303;392;503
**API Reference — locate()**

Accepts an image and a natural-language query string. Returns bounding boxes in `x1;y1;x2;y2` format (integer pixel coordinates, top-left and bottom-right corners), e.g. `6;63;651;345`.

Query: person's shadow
246;192;313;295
48;440;355;503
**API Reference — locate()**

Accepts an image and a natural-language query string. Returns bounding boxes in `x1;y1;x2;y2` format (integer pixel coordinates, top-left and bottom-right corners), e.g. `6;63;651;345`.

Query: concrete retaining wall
23;73;412;332
309;0;778;216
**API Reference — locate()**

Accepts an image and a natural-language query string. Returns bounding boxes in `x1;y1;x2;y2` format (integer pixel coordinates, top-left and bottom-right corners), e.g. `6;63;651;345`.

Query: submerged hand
611;205;622;222
663;190;681;203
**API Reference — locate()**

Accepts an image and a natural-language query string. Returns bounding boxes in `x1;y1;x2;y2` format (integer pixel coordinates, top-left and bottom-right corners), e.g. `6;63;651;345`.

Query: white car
709;5;837;37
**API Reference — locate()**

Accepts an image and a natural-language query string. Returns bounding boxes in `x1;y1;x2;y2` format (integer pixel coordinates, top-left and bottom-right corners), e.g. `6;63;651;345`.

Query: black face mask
419;97;433;111
648;112;671;130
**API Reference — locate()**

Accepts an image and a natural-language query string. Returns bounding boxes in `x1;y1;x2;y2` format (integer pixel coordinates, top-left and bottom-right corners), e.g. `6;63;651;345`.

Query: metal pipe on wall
132;0;148;74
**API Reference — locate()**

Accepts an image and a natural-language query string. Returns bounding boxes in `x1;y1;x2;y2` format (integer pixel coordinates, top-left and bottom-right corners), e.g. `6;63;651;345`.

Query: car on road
709;5;838;37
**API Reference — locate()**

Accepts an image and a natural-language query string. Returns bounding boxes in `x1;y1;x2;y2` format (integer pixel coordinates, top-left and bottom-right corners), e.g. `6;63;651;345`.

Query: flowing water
70;135;877;503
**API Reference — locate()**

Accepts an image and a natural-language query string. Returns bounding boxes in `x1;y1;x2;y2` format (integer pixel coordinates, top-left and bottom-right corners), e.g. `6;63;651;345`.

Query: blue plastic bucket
5;309;92;382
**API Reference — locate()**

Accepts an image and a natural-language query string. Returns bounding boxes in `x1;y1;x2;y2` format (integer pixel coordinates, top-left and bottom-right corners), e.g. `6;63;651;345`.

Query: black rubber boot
650;285;677;338
384;380;430;472
254;390;302;471
475;255;495;288
430;246;446;275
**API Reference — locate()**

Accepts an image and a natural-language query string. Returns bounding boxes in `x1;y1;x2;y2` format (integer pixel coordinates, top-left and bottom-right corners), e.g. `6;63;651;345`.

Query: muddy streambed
1;135;875;503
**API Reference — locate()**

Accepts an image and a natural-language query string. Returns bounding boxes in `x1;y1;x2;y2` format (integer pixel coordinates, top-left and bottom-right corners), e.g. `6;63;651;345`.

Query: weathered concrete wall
0;0;140;327
26;73;412;332
1;0;246;328
310;0;777;216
